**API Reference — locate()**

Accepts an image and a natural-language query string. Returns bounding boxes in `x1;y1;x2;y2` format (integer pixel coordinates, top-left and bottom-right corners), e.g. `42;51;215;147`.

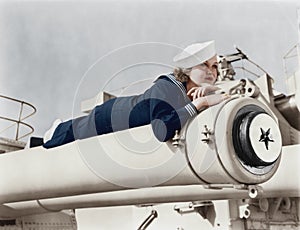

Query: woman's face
189;55;218;85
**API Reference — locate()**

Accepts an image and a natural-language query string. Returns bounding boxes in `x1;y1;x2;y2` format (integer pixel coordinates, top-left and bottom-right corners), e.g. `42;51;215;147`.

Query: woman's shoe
43;119;62;143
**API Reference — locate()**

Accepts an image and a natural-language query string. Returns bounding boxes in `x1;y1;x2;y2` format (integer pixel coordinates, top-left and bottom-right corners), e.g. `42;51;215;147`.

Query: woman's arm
191;94;230;111
150;99;198;142
149;77;198;142
149;77;229;142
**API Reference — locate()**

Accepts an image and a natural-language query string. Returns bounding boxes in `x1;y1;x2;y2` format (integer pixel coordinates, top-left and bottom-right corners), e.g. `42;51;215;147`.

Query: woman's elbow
154;132;170;142
151;120;174;142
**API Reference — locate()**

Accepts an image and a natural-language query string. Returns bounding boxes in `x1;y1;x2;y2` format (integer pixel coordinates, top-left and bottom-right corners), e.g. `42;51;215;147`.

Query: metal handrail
283;43;299;77
0;95;36;141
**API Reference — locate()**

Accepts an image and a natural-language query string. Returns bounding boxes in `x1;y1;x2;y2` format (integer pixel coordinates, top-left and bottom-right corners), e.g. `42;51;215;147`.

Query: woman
43;41;229;149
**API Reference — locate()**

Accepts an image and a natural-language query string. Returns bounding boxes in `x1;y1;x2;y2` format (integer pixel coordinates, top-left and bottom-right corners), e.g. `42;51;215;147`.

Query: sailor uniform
43;40;217;149
43;74;198;149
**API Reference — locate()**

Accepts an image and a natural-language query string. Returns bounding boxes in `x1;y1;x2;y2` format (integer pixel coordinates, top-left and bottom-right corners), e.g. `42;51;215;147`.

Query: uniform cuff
184;103;198;117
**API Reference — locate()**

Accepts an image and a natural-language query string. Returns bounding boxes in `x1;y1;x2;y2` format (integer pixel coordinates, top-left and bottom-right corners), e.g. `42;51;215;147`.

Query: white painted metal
248;113;281;163
214;97;280;183
0;95;282;206
0;144;298;219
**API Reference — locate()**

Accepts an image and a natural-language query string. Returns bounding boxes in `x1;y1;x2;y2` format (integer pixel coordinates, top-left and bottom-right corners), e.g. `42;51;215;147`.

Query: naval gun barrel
0;97;282;205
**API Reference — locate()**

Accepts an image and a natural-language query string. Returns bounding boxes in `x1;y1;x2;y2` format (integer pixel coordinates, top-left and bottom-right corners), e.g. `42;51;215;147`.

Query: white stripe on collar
165;73;187;96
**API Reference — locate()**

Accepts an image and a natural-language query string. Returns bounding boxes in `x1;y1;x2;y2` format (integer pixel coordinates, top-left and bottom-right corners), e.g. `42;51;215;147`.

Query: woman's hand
192;93;230;111
187;85;220;100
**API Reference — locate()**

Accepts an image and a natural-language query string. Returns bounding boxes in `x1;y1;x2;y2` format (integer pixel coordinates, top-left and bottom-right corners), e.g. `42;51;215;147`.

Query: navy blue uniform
43;74;198;148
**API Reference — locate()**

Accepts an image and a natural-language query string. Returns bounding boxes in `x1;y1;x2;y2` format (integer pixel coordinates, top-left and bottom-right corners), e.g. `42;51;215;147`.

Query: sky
1;0;299;139
0;0;299;229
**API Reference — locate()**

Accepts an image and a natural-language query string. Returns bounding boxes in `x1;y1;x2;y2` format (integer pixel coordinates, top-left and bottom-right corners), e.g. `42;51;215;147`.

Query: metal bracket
202;184;262;199
172;130;185;147
239;203;251;219
174;201;216;226
247;185;263;199
201;125;212;143
229;79;247;95
203;184;245;190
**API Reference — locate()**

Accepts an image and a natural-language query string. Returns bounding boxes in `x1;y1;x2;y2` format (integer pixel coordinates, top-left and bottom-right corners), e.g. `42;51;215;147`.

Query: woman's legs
43;109;98;148
43;98;116;149
43;119;62;143
43;120;74;148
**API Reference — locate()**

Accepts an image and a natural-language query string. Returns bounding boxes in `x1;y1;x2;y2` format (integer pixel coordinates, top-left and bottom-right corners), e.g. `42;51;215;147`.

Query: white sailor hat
173;40;216;68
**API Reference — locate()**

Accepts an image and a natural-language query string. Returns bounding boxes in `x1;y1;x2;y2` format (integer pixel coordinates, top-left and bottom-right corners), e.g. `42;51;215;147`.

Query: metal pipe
0;132;201;204
0;185;250;219
137;210;158;230
0;96;285;221
1;143;298;219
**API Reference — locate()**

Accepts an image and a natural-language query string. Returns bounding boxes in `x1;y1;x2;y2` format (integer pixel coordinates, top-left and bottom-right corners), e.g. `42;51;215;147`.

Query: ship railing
0;95;36;141
283;43;299;77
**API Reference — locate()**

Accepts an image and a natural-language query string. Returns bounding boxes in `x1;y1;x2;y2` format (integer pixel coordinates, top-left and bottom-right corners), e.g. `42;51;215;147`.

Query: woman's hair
173;67;192;83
